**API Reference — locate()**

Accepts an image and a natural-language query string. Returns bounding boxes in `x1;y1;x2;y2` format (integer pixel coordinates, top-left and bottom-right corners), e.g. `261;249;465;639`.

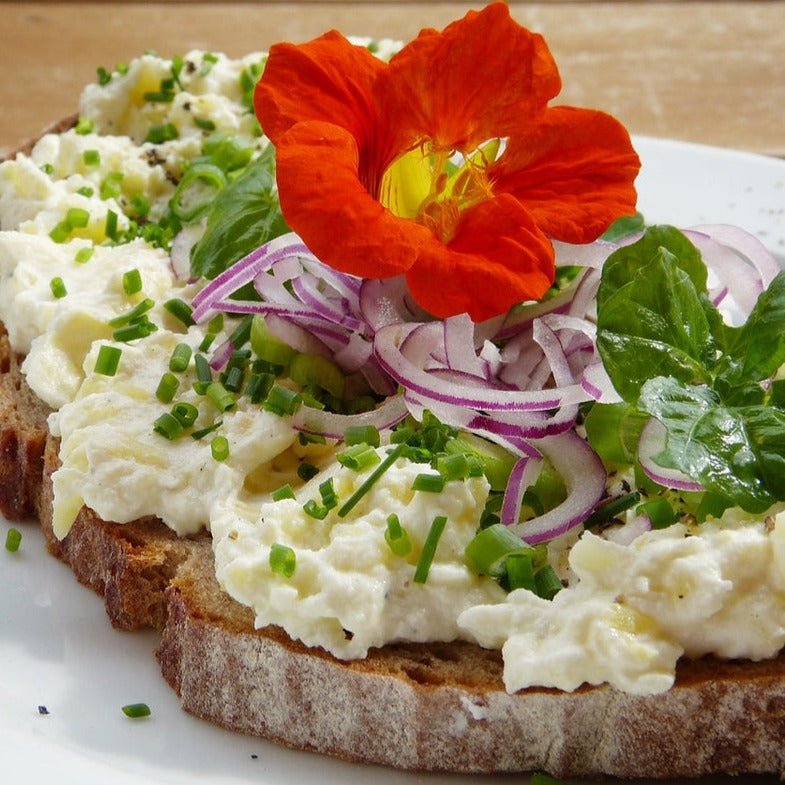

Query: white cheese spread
212;452;506;658
460;512;785;694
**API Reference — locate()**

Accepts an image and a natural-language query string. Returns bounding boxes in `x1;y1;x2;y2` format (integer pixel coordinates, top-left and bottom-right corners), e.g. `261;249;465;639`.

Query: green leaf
597;225;707;312
715;270;785;394
190;144;288;280
639;376;785;513
597;245;716;401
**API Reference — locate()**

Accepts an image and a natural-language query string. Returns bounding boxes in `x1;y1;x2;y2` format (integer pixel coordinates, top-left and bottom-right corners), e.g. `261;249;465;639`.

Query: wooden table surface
2;1;785;159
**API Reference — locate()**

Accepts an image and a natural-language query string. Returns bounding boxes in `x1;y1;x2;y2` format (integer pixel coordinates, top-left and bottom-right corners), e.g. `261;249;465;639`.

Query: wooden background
1;2;784;159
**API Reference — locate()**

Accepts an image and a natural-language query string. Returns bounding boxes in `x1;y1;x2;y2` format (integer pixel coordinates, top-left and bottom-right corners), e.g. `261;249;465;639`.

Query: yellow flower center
378;139;500;244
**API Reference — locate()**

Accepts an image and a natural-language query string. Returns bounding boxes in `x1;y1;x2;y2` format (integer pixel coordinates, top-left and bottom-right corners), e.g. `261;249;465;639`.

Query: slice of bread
4;127;785;780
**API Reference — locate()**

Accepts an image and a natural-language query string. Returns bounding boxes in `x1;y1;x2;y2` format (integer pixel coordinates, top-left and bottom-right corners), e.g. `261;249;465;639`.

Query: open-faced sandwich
3;3;785;779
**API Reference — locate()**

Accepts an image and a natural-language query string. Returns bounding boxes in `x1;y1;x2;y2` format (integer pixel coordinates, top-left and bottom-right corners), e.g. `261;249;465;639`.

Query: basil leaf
597;225;707;312
639;376;785;513
715;270;785;392
597;245;716;401
190;144;288;280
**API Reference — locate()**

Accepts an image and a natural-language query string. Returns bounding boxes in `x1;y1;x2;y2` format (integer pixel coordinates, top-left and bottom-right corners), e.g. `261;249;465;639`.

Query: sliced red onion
553;238;618;270
500;455;544;526
209;337;235;371
291;394;408;440
602;513;652;546
374;321;592;413
191;233;312;322
581;360;623;403
511;431;607;545
169;223;204;281
638;417;703;492
691;223;780;286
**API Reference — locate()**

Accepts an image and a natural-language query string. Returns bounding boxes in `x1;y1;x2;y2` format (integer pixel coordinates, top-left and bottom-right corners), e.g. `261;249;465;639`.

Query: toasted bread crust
5;125;785;778
156;546;785;777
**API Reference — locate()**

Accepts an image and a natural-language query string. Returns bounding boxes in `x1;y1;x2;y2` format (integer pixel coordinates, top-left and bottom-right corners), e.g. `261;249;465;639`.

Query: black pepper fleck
38;705;49;715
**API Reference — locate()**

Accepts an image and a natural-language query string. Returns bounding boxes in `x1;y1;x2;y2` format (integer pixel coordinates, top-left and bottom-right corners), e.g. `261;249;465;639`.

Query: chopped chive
108;297;155;327
153;411;184;440
244;371;274;404
207;314;224;333
48;221;71;243
269;543;296;578
144;122;179;144
223;365;244;393
76;185;95;198
75;116;94;135
94;345;122;376
121;703;151;718
97;66;112;85
50;277;67;299
338;443;404;518
206;381;235;412
210;435;230;461
194;116;216;131
83;149;101;166
190;419;222;440
105;209;119;240
5;527;22;552
156;372;180;403
144;90;175;103
384;513;411;557
582;491;642;529
319;477;338;510
228;314;253;349
130;193;151;217
271;484;296;501
464;524;531;577
100;171;124;200
193;353;212;382
263;385;302;417
504;551;537;592
112;319;157;342
66;207;90;228
297;461;319;482
436;453;470;481
122;268;142;295
198;333;216;353
411;473;446;493
303;499;329;520
413;516;448;584
343;425;380;448
172;401;199;427
336;443;381;472
534;564;563;600
163;298;195;327
74;246;94;264
168;342;192;373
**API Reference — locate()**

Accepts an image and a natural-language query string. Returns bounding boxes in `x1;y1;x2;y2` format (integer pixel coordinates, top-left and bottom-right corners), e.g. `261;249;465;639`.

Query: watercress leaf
639;376;785;513
715;270;785;389
597;247;716;401
597;225;707;312
190;144;289;280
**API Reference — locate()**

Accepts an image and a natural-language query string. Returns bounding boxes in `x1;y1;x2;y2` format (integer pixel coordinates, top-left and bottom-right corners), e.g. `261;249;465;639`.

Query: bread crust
155;546;785;777
5;126;785;779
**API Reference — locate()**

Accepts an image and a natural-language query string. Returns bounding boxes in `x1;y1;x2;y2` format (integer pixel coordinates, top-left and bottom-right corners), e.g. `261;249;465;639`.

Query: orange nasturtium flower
255;2;640;321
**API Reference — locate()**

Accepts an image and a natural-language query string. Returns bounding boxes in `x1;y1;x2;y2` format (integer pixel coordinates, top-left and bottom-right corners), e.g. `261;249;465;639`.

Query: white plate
2;136;785;785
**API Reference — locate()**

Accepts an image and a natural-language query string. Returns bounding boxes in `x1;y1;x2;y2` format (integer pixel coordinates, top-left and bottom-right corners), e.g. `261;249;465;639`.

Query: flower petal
274;120;431;279
404;194;555;321
255;31;397;169
383;3;561;153
490;106;641;242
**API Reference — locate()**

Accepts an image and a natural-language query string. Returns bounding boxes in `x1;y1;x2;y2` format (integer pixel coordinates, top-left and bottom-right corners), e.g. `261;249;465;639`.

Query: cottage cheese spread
2;48;785;695
213;452;506;658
